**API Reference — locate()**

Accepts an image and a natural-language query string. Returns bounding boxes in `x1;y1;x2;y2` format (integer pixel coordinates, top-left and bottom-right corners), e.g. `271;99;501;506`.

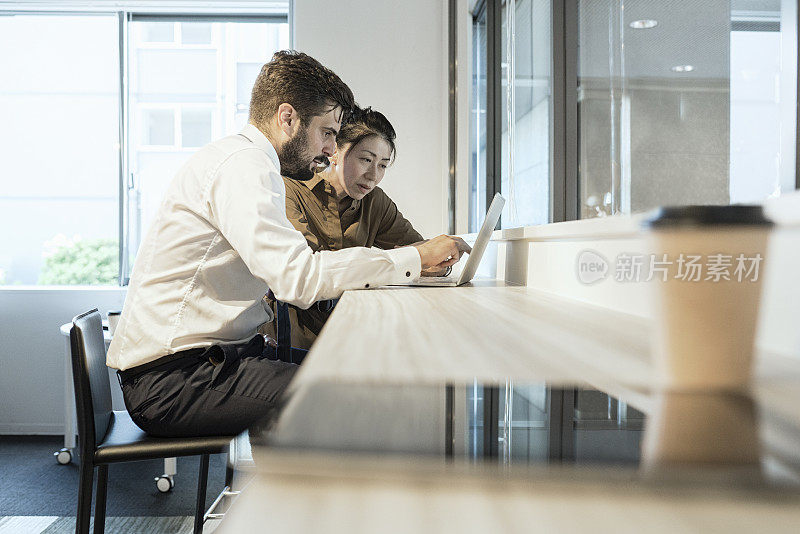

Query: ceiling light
629;19;658;29
671;65;695;73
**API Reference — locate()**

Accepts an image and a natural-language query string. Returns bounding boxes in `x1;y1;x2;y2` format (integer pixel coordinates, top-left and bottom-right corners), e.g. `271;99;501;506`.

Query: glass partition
578;0;797;218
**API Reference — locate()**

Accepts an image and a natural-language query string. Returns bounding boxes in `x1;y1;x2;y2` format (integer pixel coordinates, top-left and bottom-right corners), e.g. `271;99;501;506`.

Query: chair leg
225;450;235;488
93;465;108;534
76;460;94;534
194;454;210;534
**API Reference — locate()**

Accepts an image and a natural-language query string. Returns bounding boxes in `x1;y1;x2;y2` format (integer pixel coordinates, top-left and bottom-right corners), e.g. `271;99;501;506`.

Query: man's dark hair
249;50;354;128
336;106;397;163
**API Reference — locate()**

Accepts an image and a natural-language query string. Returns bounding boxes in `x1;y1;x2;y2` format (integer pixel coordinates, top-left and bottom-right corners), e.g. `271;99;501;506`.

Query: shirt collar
240;123;280;170
298;170;362;210
301;172;328;192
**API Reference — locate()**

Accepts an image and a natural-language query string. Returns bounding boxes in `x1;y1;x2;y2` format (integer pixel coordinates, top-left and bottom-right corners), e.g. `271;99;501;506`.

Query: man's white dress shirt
107;124;421;371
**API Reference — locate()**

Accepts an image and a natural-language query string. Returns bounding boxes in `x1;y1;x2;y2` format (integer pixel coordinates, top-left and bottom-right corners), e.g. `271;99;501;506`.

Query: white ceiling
577;0;782;80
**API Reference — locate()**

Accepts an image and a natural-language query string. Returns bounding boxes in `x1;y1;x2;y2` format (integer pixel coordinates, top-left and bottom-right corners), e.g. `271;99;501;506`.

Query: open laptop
392;193;505;287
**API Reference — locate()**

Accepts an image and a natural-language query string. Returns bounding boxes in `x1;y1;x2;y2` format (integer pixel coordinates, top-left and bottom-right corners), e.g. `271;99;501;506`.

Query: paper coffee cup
645;206;773;390
107;311;121;336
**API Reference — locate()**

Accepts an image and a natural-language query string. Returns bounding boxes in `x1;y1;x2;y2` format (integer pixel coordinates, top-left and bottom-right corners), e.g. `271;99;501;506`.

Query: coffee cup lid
645;205;774;229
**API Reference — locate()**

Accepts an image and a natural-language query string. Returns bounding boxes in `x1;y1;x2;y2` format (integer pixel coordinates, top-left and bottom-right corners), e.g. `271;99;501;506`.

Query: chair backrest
70;309;113;450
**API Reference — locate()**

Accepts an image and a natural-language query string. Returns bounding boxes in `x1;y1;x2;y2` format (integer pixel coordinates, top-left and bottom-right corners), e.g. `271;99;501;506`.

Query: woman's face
336;134;393;200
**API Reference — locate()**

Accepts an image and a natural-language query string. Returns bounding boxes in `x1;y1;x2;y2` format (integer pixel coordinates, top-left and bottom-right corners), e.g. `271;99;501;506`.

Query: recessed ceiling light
629;19;658;29
671;65;695;73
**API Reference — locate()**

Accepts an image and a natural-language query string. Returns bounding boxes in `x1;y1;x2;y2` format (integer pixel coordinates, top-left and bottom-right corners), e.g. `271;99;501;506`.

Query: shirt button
406;271;411;277
364;283;370;288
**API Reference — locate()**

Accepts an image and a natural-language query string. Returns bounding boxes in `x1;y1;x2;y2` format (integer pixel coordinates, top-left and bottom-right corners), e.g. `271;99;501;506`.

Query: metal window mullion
482;385;500;459
547;387;563;461
560;388;576;461
551;0;578;223
129;14;287;23
117;10;127;286
448;0;458;234
486;0;502;227
564;0;579;220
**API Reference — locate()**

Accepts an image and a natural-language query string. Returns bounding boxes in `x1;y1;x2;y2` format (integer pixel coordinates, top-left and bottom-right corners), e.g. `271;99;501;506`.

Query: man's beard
278;126;327;180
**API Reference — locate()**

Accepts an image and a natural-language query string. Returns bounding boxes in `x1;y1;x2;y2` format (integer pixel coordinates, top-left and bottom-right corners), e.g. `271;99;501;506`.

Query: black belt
117;347;208;385
314;299;338;313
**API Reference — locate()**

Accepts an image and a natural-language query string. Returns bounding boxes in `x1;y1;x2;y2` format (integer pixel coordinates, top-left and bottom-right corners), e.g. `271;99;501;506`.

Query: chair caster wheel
155;475;174;492
55;448;72;465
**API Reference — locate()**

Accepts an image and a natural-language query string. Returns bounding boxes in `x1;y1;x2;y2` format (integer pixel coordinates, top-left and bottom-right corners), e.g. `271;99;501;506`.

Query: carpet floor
0;515;222;534
0;435;228;518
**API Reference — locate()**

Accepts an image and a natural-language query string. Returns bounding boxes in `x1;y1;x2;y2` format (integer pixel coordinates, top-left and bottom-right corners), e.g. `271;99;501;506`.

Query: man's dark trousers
119;335;300;437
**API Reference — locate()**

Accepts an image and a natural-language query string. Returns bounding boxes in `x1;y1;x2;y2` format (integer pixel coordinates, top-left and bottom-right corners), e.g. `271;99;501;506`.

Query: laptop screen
457;193;506;284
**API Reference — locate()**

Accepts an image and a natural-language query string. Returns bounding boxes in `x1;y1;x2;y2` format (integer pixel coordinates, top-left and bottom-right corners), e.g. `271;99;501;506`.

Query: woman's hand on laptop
413;235;471;271
397;241;453;276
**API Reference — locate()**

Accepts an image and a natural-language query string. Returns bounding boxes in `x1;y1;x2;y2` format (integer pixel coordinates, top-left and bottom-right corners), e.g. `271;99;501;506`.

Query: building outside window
0;7;289;287
126;20;289;281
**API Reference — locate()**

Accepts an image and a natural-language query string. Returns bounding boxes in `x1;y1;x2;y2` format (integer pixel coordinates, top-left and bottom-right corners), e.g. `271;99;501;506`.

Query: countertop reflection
253;380;800;492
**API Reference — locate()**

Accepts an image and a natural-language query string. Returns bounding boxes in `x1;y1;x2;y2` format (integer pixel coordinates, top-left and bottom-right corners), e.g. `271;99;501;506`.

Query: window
142;21;174;43
0;6;289;287
501;0;552;228
141;108;176;146
181;108;214;148
0;14;120;286
181;22;213;45
470;0;553;231
470;7;488;231
125;19;289;281
470;0;798;227
577;0;797;218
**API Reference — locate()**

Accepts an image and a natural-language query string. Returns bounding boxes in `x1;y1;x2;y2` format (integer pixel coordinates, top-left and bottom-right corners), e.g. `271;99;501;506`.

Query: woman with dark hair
269;106;441;350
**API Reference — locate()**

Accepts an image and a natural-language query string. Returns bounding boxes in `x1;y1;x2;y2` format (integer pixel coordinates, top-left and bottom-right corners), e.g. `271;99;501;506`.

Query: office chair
69;309;236;534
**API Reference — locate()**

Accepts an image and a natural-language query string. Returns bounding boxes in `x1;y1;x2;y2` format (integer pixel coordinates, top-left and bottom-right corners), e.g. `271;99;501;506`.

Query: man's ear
276;103;299;136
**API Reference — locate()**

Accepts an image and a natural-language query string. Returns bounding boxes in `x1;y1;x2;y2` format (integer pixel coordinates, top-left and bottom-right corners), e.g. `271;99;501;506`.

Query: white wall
0;288;126;434
476;191;800;364
294;0;449;237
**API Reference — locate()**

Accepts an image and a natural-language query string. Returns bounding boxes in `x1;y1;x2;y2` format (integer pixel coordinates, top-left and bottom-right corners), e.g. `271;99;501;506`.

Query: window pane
143;22;174;43
237;62;262;107
578;0;796;218
501;0;551;228
136;49;218;99
181;22;213;44
142;109;175;145
0;15;119;286
470;0;552;231
126;20;289;279
470;8;488;232
181;108;213;147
